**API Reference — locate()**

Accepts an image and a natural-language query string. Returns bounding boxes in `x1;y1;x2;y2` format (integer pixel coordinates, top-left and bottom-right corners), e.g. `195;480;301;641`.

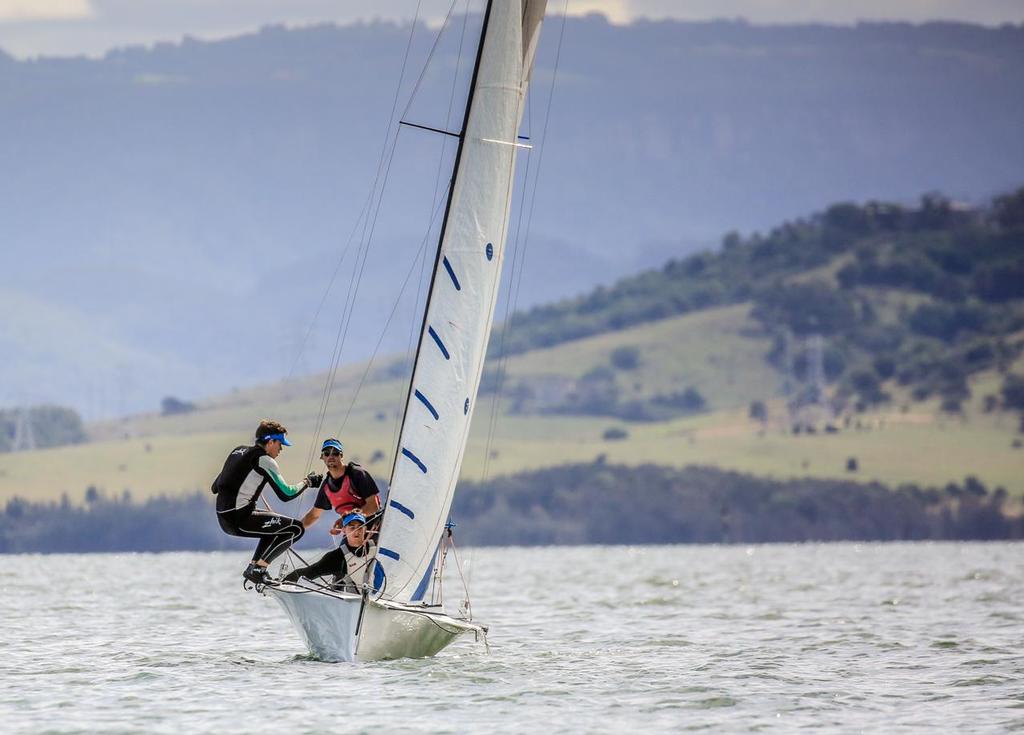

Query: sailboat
266;0;549;662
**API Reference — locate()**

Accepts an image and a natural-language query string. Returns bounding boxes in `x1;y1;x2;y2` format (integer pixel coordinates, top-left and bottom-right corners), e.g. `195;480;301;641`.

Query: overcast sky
1;0;1022;59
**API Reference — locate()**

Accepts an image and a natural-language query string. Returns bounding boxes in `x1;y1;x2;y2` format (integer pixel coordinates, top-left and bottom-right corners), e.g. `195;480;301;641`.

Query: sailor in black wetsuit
212;419;322;588
282;511;378;593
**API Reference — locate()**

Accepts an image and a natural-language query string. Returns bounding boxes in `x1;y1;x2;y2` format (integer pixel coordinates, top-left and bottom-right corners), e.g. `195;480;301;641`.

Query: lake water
1;543;1021;733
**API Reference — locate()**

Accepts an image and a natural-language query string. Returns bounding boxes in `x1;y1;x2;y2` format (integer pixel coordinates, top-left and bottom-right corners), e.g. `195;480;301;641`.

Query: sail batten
376;0;547;603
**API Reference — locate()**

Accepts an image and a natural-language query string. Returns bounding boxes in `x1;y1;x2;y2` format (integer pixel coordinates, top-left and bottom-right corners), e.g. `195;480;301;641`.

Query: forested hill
4;18;1024;417
494;189;1024;412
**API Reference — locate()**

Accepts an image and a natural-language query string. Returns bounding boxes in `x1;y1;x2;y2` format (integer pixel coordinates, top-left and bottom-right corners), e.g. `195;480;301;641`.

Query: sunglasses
322;449;342;457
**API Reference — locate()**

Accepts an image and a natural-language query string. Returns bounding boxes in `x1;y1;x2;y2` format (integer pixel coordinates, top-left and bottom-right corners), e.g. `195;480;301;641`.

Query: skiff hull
267;583;485;662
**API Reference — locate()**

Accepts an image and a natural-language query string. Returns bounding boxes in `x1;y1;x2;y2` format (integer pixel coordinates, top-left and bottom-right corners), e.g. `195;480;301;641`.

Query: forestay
376;0;547;603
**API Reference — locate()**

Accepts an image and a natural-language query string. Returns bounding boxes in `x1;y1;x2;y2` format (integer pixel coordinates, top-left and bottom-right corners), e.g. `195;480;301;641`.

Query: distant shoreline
1;462;1020;554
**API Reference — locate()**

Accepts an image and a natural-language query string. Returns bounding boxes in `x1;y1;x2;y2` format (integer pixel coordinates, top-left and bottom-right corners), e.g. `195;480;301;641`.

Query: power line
12;405;36;452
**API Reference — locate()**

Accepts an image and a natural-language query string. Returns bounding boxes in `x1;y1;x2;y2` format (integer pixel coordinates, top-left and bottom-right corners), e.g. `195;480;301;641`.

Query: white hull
267;583;486;662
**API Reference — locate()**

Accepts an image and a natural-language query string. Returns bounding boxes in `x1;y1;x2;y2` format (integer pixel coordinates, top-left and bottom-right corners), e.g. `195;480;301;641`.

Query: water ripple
0;543;1021;732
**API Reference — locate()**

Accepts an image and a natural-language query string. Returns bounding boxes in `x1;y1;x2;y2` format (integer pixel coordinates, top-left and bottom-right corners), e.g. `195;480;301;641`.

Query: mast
376;0;548;603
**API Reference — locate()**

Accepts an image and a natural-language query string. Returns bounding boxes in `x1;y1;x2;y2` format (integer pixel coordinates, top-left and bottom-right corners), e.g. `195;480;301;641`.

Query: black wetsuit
282;541;377;592
212;444;307;564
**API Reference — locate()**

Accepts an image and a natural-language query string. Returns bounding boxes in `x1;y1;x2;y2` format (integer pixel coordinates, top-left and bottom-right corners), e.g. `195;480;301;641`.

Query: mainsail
376;0;548;603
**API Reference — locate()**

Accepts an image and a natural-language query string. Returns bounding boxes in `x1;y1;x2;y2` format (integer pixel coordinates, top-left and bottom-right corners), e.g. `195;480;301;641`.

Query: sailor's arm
355;469;381;531
352;466;381;517
301;506;323;529
258;455;310;502
361;494;381;516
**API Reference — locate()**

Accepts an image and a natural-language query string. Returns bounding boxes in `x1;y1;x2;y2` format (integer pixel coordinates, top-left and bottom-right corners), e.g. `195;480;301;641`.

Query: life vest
335;541;378;592
324;469;363;514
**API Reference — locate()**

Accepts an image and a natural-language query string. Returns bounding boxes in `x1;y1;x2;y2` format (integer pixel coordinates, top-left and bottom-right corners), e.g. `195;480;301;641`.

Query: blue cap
341;511;366;526
321;438;343;453
261;432;291;446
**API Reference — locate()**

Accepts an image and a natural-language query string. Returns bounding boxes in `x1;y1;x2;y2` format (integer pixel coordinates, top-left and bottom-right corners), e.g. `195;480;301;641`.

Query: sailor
300;438;381;536
212;419;322;588
282;511;378;592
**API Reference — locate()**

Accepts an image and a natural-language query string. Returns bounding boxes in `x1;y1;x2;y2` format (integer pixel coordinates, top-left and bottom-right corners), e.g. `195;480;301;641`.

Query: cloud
0;0;1020;58
567;0;631;23
0;0;92;22
608;0;1024;25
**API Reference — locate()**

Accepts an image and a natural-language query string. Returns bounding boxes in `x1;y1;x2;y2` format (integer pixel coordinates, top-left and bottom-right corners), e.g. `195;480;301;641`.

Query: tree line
1;462;1019;553
451;461;1022;545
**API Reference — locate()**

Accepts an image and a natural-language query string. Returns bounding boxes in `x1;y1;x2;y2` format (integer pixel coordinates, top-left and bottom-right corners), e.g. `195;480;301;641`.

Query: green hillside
2;306;1021;505
3;190;1022;505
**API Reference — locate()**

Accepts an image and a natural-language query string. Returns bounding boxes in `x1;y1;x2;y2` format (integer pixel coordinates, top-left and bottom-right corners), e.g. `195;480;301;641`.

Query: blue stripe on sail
373;563;385;590
414;390;439;420
379;547;400;560
427;326;450;360
410;550;437;602
401;447;427;473
442;256;462;291
389;499;415;520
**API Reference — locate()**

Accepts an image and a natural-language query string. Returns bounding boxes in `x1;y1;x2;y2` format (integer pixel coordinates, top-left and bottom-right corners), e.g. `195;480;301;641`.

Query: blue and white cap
341;511;366;526
321;438;343;453
260;432;291;446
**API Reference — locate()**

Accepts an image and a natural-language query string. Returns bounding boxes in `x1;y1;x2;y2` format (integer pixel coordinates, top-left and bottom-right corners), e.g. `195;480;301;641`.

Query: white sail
376;0;548;603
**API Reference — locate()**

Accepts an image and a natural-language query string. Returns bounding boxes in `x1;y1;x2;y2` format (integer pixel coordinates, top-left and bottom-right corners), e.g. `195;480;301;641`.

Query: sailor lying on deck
282;511;379;592
212;419;323;589
300;438;381;536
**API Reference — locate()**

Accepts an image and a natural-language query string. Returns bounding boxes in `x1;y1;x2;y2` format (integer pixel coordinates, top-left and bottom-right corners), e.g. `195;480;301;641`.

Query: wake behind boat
261;0;549;663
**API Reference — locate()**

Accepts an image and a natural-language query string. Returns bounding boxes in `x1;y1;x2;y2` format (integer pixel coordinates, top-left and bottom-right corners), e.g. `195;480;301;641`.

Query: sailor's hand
329;518;344;536
305;472;324;489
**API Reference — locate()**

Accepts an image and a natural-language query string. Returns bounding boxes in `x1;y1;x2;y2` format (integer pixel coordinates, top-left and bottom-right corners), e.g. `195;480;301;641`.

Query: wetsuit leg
218;510;305;564
282;547;347;584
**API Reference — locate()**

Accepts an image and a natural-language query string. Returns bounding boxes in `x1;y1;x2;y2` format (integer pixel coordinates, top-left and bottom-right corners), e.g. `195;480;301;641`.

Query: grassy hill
2;304;1021;505
4;189;1023;505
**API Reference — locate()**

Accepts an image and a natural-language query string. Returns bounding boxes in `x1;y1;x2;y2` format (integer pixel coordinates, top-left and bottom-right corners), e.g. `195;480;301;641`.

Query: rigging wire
478;147;533;481
336;187;452;439
400;1;524;601
289;0;473;542
377;0;503;601
435;0;474;208
398;0;471;125
479;0;569;484
285;1;554;613
284;195;371;383
379;0;562;605
304;212;373;472
382;0;494;497
333;0;472;443
299;0;431;476
446;534;474;620
309;0;469;474
388;0;475;476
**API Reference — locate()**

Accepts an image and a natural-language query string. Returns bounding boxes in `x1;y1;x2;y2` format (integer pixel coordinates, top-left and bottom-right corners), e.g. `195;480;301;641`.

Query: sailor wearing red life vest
300;438;381;535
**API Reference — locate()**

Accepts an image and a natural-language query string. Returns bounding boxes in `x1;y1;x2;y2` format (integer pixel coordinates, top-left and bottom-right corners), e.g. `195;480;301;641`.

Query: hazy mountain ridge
3;17;1023;416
